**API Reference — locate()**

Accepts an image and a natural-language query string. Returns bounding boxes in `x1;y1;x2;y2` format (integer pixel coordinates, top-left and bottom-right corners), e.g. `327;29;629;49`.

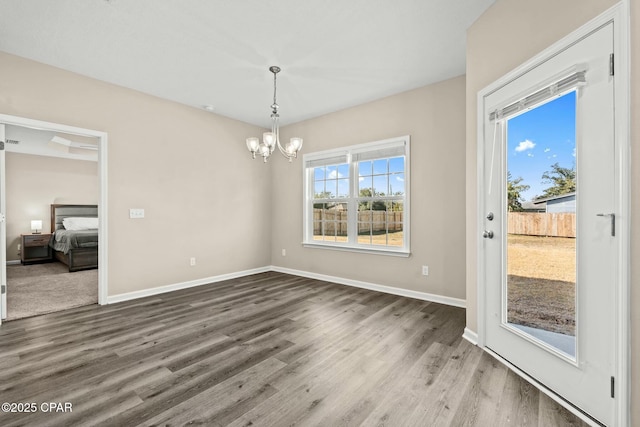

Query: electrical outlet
422;265;429;276
17;243;21;251
190;257;196;266
282;249;286;256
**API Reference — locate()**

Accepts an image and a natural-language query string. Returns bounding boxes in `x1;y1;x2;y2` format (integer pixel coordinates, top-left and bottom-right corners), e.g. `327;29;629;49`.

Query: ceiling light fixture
246;66;303;163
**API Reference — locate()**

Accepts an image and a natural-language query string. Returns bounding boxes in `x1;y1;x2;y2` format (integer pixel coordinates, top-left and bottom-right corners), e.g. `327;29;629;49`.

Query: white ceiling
0;0;495;127
5;125;98;162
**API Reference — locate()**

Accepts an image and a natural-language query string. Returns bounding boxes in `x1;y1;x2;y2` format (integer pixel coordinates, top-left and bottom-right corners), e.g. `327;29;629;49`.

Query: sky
507;91;576;202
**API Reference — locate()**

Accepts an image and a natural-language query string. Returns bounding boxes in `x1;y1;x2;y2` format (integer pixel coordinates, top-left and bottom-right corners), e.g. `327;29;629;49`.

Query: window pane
373;158;387;174
314;181;325;198
373;175;388;196
359;179;373;196
314;167;325;181
329;165;341;180
387;223;403;247
505;91;577;358
337;221;348;242
359;161;372;177
390;173;405;195
337;179;349;198
338;164;349;178
358;222;372;244
326;179;337;199
371;210;387;246
389;157;404;173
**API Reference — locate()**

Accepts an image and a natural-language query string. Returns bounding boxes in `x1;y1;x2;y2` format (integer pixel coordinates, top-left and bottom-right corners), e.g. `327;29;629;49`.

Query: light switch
129;208;145;219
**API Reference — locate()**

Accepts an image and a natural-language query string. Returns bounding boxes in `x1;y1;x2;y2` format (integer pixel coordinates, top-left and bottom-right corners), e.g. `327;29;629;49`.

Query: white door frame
0;114;109;324
475;3;629;426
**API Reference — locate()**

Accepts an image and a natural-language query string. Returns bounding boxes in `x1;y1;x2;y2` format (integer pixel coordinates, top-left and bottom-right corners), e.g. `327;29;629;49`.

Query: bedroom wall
5;152;98;261
0;51;272;296
273;75;467;301
465;0;637;423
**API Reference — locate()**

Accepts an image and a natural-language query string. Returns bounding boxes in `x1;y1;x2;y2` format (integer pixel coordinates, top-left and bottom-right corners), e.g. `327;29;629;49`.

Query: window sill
302;242;410;257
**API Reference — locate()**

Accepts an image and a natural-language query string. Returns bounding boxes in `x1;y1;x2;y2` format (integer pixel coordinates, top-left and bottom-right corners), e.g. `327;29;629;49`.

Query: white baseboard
6;260;20;265
107;265;466;310
270;265;466;308
106;266;271;304
462;327;478;346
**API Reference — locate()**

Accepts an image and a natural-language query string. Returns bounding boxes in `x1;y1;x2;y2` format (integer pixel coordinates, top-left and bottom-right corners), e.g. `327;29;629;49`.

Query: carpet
6;261;98;321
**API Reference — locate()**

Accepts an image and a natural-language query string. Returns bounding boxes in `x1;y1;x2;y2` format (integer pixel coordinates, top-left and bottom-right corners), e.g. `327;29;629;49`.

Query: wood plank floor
0;271;588;426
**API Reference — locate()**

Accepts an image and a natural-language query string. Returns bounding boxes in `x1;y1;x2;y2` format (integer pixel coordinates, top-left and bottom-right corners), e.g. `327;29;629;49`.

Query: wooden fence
508;212;576;238
313;209;403;235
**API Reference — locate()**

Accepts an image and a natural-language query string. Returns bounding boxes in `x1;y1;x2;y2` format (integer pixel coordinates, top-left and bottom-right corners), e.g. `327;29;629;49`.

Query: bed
49;204;99;272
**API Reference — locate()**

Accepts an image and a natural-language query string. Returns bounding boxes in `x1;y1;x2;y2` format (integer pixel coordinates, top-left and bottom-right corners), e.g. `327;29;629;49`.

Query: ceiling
0;0;495;127
5;125;98;162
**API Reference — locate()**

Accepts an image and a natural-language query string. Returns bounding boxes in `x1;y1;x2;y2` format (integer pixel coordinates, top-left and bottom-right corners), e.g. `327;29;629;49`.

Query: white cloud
572;148;576;157
515;139;536;152
328;170;343;179
544;148;551;153
359;177;364;182
527;153;534;157
396;176;404;182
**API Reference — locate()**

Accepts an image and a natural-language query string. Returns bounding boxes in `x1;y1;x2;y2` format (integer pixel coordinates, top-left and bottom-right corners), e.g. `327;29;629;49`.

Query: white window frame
302;135;410;256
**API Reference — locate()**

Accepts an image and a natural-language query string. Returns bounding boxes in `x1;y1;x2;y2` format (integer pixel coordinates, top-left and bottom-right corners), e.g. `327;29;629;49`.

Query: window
303;136;410;255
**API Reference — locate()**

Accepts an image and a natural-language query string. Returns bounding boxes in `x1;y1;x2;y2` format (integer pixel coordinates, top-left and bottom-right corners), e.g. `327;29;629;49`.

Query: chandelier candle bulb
246;66;303;163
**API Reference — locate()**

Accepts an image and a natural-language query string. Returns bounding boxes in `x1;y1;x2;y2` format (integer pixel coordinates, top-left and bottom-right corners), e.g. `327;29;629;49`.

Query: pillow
62;217;98;231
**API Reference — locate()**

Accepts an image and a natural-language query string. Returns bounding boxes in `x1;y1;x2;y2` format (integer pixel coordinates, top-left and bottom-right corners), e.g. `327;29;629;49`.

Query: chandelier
246;66;303;162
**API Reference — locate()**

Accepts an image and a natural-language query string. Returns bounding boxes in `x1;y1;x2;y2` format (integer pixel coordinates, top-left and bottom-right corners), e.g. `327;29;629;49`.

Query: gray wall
5;152;98;261
0;51;272;296
274;75;467;301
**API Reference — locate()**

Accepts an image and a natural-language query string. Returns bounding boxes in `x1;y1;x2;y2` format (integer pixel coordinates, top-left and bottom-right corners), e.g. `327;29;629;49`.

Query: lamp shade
31;220;42;233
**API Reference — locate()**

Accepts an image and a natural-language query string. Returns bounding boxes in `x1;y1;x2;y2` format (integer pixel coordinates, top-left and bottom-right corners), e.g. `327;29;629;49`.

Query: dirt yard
507;234;576;336
315;231;404;246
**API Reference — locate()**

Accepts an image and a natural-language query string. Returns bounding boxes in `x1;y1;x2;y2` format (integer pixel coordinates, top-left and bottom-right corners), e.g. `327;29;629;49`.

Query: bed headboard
51;204;98;232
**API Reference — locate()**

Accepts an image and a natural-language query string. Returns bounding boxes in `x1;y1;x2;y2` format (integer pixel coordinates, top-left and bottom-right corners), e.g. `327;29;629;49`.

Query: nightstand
21;233;53;264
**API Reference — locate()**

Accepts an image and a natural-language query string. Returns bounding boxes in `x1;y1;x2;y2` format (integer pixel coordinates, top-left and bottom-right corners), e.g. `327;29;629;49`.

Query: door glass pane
505;91;577;359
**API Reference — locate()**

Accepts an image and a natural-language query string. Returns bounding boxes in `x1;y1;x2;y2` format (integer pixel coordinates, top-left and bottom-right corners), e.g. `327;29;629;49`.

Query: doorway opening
0;115;108;325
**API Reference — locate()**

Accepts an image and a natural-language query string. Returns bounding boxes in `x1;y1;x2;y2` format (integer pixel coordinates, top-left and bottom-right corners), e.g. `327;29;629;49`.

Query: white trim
6;261;20;266
462;328;479;346
107;264;465;309
106;266;271;304
0;114;109;308
485;347;600;427
475;4;630;425
302;242;410;257
613;2;631;424
0;125;5;322
271;265;466;308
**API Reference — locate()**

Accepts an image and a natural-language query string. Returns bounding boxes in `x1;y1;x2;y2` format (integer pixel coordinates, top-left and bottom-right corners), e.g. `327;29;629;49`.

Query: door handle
483;230;494;239
596;213;615;236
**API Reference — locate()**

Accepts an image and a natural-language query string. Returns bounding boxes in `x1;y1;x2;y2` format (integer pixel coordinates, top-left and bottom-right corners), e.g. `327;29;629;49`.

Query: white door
482;23;615;425
0;124;6;323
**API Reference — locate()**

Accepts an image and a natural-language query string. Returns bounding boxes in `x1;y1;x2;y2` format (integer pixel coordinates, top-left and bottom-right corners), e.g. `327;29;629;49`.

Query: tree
359;188;386;211
507;172;530;212
538;163;576;199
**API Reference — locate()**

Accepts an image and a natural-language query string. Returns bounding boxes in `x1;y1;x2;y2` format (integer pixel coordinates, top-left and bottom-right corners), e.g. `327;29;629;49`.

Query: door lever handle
596;213;615;236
